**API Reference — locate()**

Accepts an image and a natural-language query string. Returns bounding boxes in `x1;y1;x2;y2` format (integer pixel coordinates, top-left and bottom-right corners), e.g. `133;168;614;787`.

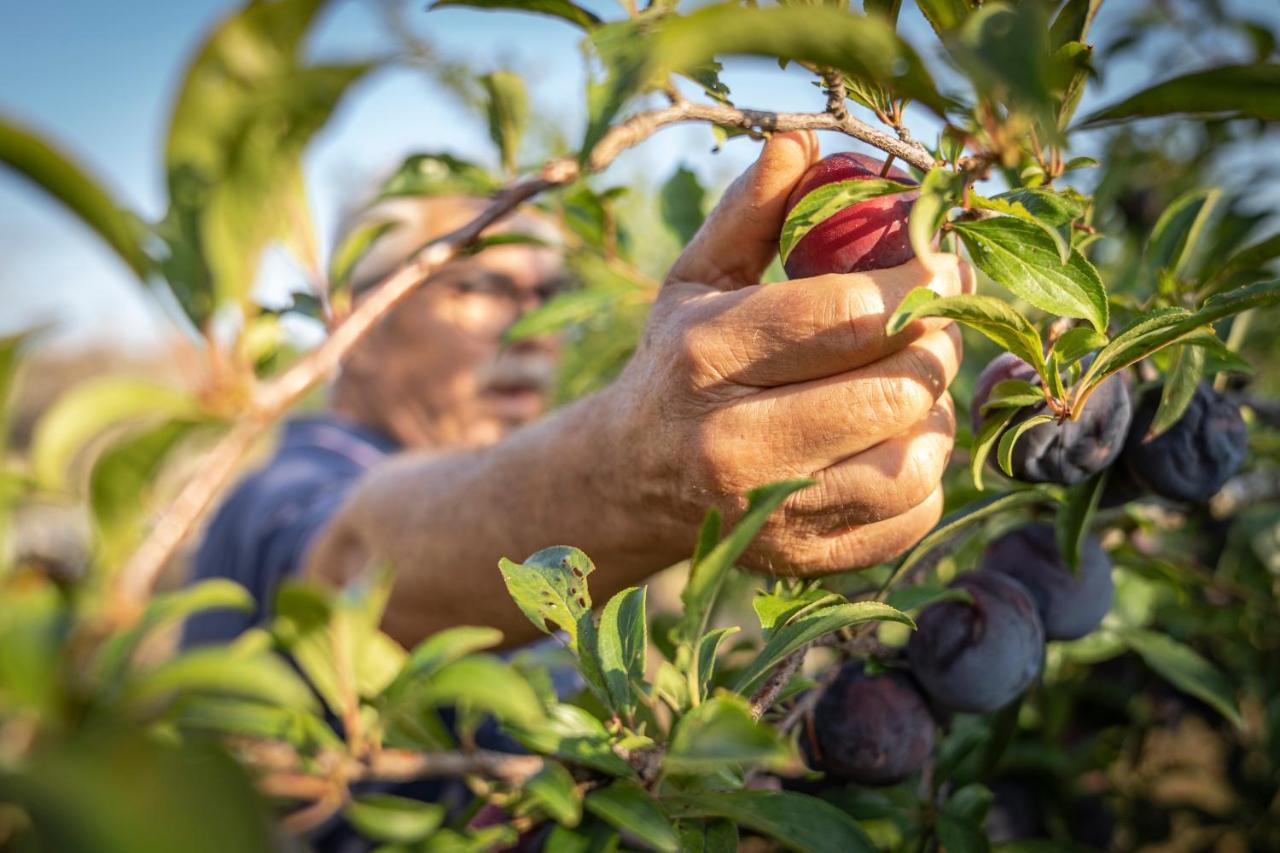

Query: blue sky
2;0;1276;347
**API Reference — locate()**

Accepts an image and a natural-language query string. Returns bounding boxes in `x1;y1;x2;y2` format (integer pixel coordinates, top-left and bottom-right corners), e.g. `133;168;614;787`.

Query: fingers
667;130;819;291
737;324;963;467
687;255;974;388
791;394;956;529
743;485;946;577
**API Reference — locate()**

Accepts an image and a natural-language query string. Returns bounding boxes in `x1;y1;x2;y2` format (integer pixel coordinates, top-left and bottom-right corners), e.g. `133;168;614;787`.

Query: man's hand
597;130;972;575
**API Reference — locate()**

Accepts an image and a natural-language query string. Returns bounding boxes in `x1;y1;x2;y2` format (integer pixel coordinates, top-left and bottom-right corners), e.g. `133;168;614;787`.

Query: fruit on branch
805;662;935;786
972;353;1133;486
907;571;1045;714
782;152;918;278
980;522;1114;641
1118;383;1248;503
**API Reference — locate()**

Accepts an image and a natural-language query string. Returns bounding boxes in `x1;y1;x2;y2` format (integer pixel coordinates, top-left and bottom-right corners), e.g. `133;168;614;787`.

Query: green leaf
175;698;341;750
665;694;792;773
430;0;602;29
586;782;680;853
885;290;1047;376
509;704;635;777
385;625;504;699
504;289;620;343
1147;188;1221;283
1121;629;1243;728
945;1;1059;130
979;379;1044;415
752;586;836;638
345;795;445;844
993;187;1087;228
1147;344;1206;440
886;583;973;613
660;165;707;246
677;819;738;853
915;0;971;35
664;791;875;853
329;219;400;296
524;761;582;827
779;178;916;263
731;602;912;694
1048;326;1108;366
969;195;1070;264
1080;63;1280;126
1200;233;1280;296
1050;0;1103;50
693;626;739;703
909;168;964;261
864;0;904;26
677;480;812;648
90;418;209;566
1055;470;1106;571
481;70;529;174
413;656;546;729
953;217;1109;333
0;117;150;279
95;578;253;683
1076;280;1280;405
970;407;1019;491
30;377;203;492
996;413;1056;477
499;546;595;648
598;586;647;716
375;152;501;201
122;646;317;713
879;488;1050;594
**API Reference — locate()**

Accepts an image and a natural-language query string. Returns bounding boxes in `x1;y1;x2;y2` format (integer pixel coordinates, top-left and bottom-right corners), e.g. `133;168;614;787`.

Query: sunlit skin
306;131;974;648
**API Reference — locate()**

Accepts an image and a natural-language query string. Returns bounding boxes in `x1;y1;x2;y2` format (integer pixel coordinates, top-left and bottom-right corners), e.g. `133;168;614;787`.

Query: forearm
304;386;689;648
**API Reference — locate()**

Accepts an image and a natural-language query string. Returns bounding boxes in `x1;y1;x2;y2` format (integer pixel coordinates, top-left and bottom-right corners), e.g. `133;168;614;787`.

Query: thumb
667;130;819;291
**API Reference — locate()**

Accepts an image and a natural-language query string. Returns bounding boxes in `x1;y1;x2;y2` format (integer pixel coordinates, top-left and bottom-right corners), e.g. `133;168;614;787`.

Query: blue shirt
183;415;399;647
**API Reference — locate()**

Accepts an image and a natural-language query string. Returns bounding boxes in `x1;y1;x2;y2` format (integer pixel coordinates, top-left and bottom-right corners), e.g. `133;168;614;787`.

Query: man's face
342;198;567;449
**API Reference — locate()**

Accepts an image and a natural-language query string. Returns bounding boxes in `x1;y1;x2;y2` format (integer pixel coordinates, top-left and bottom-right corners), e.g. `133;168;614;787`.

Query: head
333;195;567;449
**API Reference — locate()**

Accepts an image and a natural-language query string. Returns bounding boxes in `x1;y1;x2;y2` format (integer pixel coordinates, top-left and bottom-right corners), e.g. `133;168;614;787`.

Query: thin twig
748;644;811;721
111;100;939;616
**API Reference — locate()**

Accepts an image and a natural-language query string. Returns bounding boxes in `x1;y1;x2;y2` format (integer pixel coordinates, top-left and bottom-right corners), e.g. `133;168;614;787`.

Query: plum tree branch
112;99;936;616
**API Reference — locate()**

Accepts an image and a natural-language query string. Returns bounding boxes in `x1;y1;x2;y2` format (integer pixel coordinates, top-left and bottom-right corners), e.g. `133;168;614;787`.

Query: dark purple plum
1119;383;1247;503
907;571;1045;714
971;354;1132;486
980;522;1114;641
806;662;935;786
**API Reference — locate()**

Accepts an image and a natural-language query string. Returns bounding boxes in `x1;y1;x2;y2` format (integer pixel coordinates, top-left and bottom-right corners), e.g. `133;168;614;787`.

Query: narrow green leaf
122;647;317;713
970;195;1070;263
664;791;875;853
879;488;1050;595
731;602;912;694
598;586;647;715
997;413;1056;477
345;795;445;844
1080;63;1280;126
665;695;791;773
1122;629;1243;728
779;178;915;263
430;0;602;28
329;219;400;295
677;479;812;648
886;583;974;613
524;761;582;827
385;626;504;698
586;782;680;853
1199;233;1280;296
1147;344;1206;440
30;378;203;492
945;1;1059;130
1147;188;1221;283
909;168;964;262
953;217;1109;333
481;70;529;173
1077;280;1280;404
979;379;1044;414
1050;0;1103;49
660;165;707;245
0;117;150;278
916;0;971;35
510;704;635;777
1055;470;1106;571
885;290;1047;376
971;407;1019;491
693;626;739;702
1049;326;1108;365
993;187;1087;228
414;656;546;728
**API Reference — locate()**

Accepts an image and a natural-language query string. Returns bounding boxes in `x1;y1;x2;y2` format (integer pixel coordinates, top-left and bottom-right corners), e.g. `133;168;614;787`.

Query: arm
308;130;972;650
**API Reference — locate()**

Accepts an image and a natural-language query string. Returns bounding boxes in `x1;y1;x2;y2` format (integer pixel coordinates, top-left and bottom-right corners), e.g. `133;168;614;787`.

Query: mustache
478;354;558;391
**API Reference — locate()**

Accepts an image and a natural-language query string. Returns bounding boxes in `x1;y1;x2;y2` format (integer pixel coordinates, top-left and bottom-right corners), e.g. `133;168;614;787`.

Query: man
185;130;970;649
